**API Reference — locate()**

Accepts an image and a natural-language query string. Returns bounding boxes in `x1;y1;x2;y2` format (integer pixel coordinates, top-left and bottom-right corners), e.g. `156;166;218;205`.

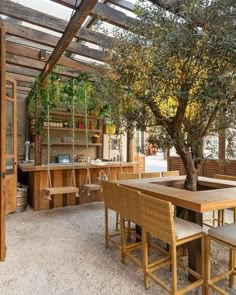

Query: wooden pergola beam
6;64;40;78
39;0;98;81
51;1;136;29
0;0;112;46
3;20;104;62
90;2;136;29
6;53;79;78
7;73;37;83
108;0;135;12
6;41;102;75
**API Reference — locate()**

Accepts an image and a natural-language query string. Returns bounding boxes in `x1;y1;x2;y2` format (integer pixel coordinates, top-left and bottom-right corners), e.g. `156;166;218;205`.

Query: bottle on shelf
63;120;69;128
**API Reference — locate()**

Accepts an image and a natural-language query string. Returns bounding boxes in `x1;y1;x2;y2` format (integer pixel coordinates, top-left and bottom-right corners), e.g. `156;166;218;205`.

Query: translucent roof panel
12;0;72;21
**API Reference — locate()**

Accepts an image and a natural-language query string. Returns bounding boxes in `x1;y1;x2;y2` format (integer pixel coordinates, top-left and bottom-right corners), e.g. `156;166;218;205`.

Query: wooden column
0;24;6;261
127;128;134;162
218;131;226;174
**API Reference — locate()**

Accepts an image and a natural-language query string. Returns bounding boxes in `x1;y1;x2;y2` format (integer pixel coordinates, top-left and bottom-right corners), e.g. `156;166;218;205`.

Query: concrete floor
0;203;235;295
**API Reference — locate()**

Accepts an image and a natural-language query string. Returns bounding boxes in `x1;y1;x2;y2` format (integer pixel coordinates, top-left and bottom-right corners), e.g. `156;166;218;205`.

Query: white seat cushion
208;223;236;246
174;217;203;240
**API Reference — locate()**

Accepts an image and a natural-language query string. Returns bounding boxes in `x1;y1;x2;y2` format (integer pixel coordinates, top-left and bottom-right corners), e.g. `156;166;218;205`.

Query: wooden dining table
118;175;236;279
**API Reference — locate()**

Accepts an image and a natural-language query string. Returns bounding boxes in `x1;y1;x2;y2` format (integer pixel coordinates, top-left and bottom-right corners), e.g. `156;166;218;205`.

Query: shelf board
50;111;95;119
42;126;102;133
42;142;102;146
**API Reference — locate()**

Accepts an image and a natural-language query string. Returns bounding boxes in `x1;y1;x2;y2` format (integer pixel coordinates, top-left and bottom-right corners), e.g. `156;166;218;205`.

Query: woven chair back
141;172;161;178
116;185;141;225
102;181;123;213
162;170;179;177
117;173;141;180
140;193;175;245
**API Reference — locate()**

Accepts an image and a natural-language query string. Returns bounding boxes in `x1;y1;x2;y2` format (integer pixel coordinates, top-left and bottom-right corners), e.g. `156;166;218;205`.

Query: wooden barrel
15;186;28;213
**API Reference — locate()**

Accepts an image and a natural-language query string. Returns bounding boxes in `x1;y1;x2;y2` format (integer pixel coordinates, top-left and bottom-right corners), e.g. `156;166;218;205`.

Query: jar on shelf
63;120;69;128
88;120;92;129
92;134;100;143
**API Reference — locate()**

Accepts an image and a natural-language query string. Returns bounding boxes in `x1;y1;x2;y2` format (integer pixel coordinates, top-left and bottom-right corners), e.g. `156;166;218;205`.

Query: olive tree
102;0;236;191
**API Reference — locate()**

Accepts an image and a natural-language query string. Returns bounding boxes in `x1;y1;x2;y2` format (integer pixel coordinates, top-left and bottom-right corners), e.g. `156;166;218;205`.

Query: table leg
187;210;203;282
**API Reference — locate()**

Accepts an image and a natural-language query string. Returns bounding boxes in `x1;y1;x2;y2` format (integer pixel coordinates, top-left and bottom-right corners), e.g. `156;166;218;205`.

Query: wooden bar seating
206;223;236;294
116;184;142;267
141;172;161;178
162;170;179;216
162;170;180;177
116;173;141;231
102;181;124;252
215;174;236;223
117;172;141;180
140;193;205;294
203;173;236;228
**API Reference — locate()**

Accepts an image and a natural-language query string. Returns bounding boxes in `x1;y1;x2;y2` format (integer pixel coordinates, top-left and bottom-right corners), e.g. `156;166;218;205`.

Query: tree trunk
175;146;200;192
184;169;198;191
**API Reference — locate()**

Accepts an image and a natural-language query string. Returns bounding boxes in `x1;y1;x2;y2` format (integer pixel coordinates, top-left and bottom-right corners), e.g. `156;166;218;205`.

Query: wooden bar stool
102;181;124;252
206;223;236;294
141;172;161;178
162;170;180;177
117;173;141;232
117;185;143;267
140;193;205;294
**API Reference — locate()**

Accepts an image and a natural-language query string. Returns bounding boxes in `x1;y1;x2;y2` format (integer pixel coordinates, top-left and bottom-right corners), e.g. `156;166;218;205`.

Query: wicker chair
203;173;236;227
116;184;143;267
140;193;205;294
162;170;180;177
141;172;161;178
116;172;141;231
117;172;141;180
162;170;179;216
102;181;124;251
214;174;236;224
206;223;236;294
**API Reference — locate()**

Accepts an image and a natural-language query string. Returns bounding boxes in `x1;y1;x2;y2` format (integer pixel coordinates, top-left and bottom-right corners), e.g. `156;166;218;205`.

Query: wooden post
127;128;134;162
218;131;226;174
0;24;6;261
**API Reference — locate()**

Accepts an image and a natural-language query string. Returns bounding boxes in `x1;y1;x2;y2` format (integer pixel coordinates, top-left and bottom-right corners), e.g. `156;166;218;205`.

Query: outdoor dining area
1;0;236;294
102;172;236;294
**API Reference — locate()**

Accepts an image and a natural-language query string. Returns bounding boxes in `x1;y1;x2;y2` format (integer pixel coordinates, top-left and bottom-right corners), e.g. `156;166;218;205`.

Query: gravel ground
0;203;235;295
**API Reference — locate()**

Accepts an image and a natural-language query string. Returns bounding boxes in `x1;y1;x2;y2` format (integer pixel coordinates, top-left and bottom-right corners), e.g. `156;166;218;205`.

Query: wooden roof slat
6;41;102;75
51;1;136;29
7;73;35;83
90;2;136;29
39;0;98;81
6;64;40;78
0;0;112;46
3;20;105;62
6;53;79;78
108;0;135;12
17;81;32;88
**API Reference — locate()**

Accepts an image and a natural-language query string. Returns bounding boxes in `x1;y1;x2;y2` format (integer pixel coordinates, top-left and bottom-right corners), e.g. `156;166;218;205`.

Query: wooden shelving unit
42;127;102;133
41;142;102;146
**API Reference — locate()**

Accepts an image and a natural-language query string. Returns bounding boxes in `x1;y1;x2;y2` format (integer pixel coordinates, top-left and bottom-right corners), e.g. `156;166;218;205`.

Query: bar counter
18;162;136;210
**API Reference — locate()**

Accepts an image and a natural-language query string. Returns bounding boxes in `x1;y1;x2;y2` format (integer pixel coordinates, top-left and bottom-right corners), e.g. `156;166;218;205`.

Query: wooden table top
118;176;236;213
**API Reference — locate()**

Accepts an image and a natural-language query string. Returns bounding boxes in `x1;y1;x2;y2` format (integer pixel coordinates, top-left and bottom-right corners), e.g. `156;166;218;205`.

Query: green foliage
28;73;108;133
103;0;236;185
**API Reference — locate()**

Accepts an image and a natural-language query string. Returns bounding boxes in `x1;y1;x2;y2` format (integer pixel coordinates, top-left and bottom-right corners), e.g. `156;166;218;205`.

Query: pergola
0;0;176;97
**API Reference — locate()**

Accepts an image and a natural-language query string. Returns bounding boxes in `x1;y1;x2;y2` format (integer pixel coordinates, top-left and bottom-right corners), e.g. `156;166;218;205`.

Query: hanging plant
28;73;58;134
